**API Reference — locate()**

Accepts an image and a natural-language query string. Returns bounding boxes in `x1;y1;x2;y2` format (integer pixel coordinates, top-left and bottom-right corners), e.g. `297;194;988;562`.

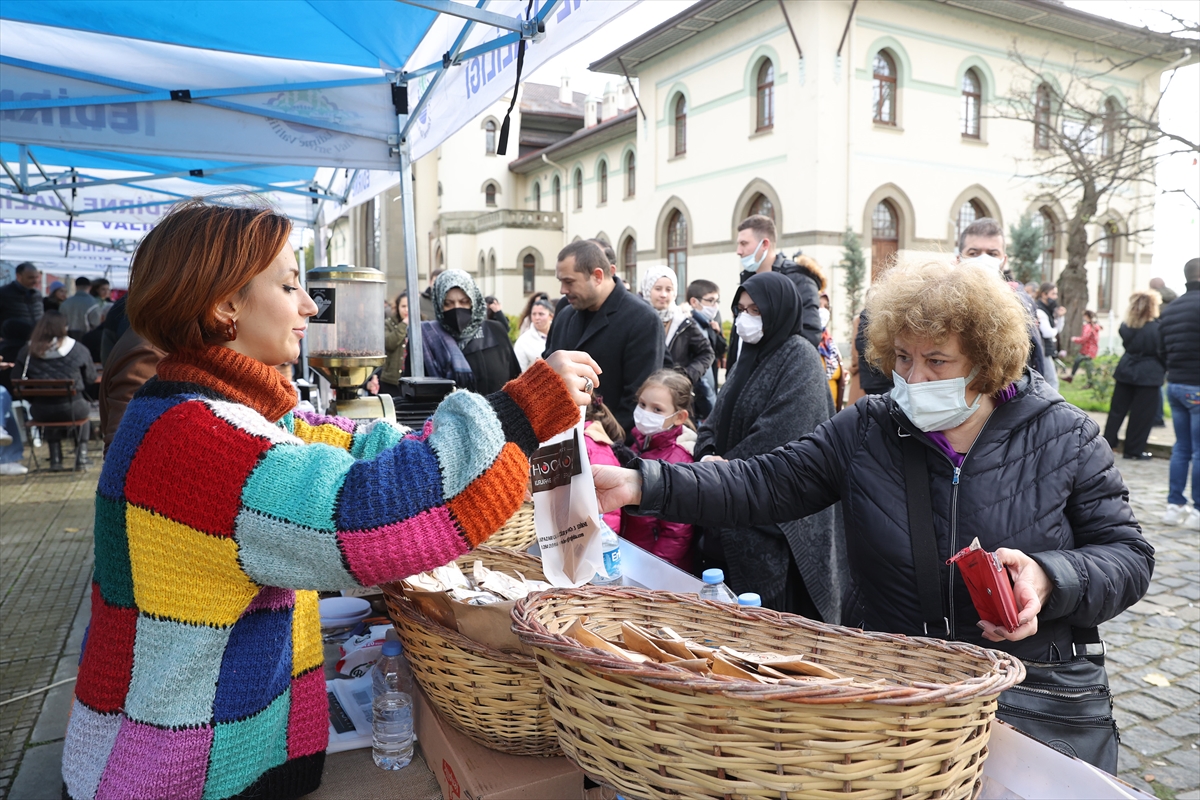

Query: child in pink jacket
583;396;624;533
1067;310;1102;384
621;370;696;571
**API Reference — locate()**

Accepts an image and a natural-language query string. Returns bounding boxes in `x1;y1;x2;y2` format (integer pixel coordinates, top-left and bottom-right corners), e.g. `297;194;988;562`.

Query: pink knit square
337;505;468;585
95;718;212;800
287;669;329;759
244;586;295;614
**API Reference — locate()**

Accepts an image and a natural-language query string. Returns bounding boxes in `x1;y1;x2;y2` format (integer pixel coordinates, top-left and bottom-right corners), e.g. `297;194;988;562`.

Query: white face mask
960;254;1004;273
634;406;672;436
698;304;719;321
891;366;982;432
739;240;768;271
735;312;764;344
818;307;831;330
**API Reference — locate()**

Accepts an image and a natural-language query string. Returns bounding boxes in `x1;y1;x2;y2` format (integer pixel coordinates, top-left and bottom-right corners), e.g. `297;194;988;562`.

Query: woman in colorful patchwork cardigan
61;200;598;800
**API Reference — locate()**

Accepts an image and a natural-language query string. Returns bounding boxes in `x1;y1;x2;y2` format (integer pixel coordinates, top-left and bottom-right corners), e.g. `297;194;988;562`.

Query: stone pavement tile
1147;594;1190;608
1160;577;1189;588
1160;712;1200;737
1145;615;1188;633
1180;605;1200;622
1158;657;1200;677
7;740;63;800
1154;684;1200;708
30;655;78;743
1167;747;1200;769
1178;791;1200;800
1104;619;1135;635
1107;648;1143;667
1181;631;1200;647
1179;584;1200;601
1148;763;1199;792
1175;673;1200;694
1123;725;1179;756
1116;693;1174;720
1110;675;1141;695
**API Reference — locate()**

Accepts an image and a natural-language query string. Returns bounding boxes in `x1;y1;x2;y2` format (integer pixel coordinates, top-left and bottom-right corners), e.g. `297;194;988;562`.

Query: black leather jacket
635;371;1153;662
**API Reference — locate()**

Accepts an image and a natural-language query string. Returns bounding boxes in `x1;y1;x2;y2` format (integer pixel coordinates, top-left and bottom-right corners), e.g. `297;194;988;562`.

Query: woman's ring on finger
583;377;593;394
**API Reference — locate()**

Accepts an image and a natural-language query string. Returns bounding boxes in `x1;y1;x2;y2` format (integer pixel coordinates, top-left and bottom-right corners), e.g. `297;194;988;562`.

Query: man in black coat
543;240;664;437
726;215;821;372
0;262;44;333
1158;258;1200;527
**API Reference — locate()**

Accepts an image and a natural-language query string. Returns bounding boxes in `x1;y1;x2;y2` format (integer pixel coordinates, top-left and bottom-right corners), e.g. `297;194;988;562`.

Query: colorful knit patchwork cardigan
62;346;576;800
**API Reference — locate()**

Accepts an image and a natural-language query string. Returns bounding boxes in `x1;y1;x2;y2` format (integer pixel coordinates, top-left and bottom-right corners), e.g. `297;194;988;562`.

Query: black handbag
902;435;1120;773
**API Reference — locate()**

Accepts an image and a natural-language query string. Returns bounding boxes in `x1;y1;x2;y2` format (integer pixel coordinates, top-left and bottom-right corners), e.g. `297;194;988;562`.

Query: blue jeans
0;386;24;463
1167;383;1200;507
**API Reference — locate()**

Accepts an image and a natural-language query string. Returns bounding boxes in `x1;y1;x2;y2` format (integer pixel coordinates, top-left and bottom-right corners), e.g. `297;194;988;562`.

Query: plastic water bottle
737;593;762;607
698;569;737;603
370;640;415;770
370;640;415;698
592;520;623;586
372;692;414;770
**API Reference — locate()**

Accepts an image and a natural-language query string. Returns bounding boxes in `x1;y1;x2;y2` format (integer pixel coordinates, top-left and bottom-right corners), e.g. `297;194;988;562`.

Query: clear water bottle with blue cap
592;519;623;585
698;569;737;603
737;593;762;607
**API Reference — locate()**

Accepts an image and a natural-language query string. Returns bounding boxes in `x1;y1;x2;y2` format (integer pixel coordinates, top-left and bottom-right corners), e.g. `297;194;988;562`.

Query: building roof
509;109;638;174
589;0;1193;74
520;82;587;118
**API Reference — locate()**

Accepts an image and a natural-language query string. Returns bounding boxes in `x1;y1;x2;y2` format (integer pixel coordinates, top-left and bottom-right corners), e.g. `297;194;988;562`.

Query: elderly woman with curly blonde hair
595;260;1152;769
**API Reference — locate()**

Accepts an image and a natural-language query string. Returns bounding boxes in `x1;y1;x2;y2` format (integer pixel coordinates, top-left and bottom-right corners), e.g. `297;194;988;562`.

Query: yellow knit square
126;505;259;627
293;418;353;451
292;590;323;676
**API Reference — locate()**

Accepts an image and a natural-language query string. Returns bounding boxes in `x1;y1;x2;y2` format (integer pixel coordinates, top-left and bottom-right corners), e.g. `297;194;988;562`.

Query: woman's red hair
126;199;292;353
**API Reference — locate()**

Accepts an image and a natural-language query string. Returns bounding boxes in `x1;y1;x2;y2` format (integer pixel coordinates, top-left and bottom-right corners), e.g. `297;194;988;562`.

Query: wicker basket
487;502;536;552
512;586;1024;800
381;546;560;756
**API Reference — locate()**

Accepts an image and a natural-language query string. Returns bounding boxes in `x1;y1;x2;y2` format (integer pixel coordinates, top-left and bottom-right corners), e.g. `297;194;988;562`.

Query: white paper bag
530;412;605;587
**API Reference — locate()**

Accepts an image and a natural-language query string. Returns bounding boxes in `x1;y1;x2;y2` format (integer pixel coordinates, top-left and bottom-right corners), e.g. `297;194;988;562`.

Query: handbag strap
901;434;949;637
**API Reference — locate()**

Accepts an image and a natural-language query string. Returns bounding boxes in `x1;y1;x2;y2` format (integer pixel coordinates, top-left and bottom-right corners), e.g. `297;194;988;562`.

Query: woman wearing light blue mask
594;260;1152;772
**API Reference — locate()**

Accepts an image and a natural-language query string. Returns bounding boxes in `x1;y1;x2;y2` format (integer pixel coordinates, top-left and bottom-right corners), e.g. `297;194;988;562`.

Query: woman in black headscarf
404;269;519;395
693;272;847;620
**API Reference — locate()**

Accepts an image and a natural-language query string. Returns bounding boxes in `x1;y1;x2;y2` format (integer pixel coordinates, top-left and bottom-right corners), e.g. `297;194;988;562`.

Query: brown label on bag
530;430;582;493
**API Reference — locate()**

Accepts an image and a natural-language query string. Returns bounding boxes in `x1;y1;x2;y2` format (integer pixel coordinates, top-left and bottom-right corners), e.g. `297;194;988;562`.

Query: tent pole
399;140;424;379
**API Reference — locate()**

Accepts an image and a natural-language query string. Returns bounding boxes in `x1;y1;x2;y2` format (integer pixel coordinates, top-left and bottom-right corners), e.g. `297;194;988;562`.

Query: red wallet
947;538;1020;632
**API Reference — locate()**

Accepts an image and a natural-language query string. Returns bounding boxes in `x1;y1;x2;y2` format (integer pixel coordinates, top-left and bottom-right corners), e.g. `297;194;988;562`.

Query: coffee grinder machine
304;264;395;420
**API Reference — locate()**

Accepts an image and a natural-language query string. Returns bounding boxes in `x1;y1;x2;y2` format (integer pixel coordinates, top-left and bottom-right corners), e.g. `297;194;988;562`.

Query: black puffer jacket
665;313;715;386
1158;282;1200;385
636;371;1153;662
1113;321;1165;387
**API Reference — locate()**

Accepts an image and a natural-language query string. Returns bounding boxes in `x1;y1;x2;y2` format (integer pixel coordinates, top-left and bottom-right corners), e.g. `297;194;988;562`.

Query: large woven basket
381;546;559;756
512;586;1024;800
487;502;536;552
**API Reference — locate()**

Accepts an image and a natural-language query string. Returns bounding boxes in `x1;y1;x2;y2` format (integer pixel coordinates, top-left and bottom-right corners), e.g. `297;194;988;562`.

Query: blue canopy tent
0;0;636;374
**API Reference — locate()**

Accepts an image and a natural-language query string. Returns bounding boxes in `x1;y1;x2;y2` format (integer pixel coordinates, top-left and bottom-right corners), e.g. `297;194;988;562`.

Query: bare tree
992;48;1163;352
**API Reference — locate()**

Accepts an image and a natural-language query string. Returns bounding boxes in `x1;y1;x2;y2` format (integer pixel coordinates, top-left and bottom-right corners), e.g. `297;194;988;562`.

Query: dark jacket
1113;321;1165;387
403;318;518;396
728;253;821;367
636;372;1153;662
1012;288;1047;377
0;280;44;331
854;311;893;395
690;308;726;387
665;313;715;386
543;279;664;436
1159;282;1200;385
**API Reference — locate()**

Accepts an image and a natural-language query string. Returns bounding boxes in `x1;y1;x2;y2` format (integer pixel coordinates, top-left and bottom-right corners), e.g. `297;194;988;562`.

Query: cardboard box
415;691;588;800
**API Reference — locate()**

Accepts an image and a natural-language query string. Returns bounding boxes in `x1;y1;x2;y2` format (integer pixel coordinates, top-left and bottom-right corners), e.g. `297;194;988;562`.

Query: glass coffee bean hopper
305;264;394;420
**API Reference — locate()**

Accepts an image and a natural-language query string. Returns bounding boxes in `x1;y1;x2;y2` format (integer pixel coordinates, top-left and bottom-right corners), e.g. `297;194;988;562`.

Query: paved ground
1;441;1196;799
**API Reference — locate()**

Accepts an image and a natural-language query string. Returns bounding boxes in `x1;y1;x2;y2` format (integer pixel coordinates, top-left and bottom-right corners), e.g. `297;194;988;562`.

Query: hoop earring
224;320;238;342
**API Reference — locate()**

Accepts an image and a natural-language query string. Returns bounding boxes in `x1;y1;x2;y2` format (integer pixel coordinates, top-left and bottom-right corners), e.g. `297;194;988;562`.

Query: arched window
955;199;986;243
1039;207;1057;279
871;200;899;279
488;254;497;291
485;182;497;207
749;193;775;222
1101;98;1119;157
435;245;444;269
523;254;536;294
485;119;497;155
872;51;896;125
552;175;561;212
533;181;541;211
622;236;637;288
961;68;981;138
1035;84;1052;149
1097;223;1116;311
674;95;687;156
625;152;636;197
756;59;774;131
477;253;486;277
598;160;608;204
573;169;583;210
667;210;688;286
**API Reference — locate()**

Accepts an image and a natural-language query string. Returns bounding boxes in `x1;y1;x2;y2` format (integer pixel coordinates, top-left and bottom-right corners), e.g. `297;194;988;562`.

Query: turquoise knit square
125;615;230;728
349;419;404;460
235;508;358;591
427;390;505;499
241;444;352;531
93;495;135;608
202;690;290;800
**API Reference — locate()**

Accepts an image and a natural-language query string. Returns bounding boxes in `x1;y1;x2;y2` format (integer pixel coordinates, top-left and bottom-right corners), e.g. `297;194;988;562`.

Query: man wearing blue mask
956;217;1044;378
728;215;822;372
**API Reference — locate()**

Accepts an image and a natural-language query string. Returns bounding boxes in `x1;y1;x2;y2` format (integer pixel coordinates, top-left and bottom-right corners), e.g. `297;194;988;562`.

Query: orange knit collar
157;345;297;422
